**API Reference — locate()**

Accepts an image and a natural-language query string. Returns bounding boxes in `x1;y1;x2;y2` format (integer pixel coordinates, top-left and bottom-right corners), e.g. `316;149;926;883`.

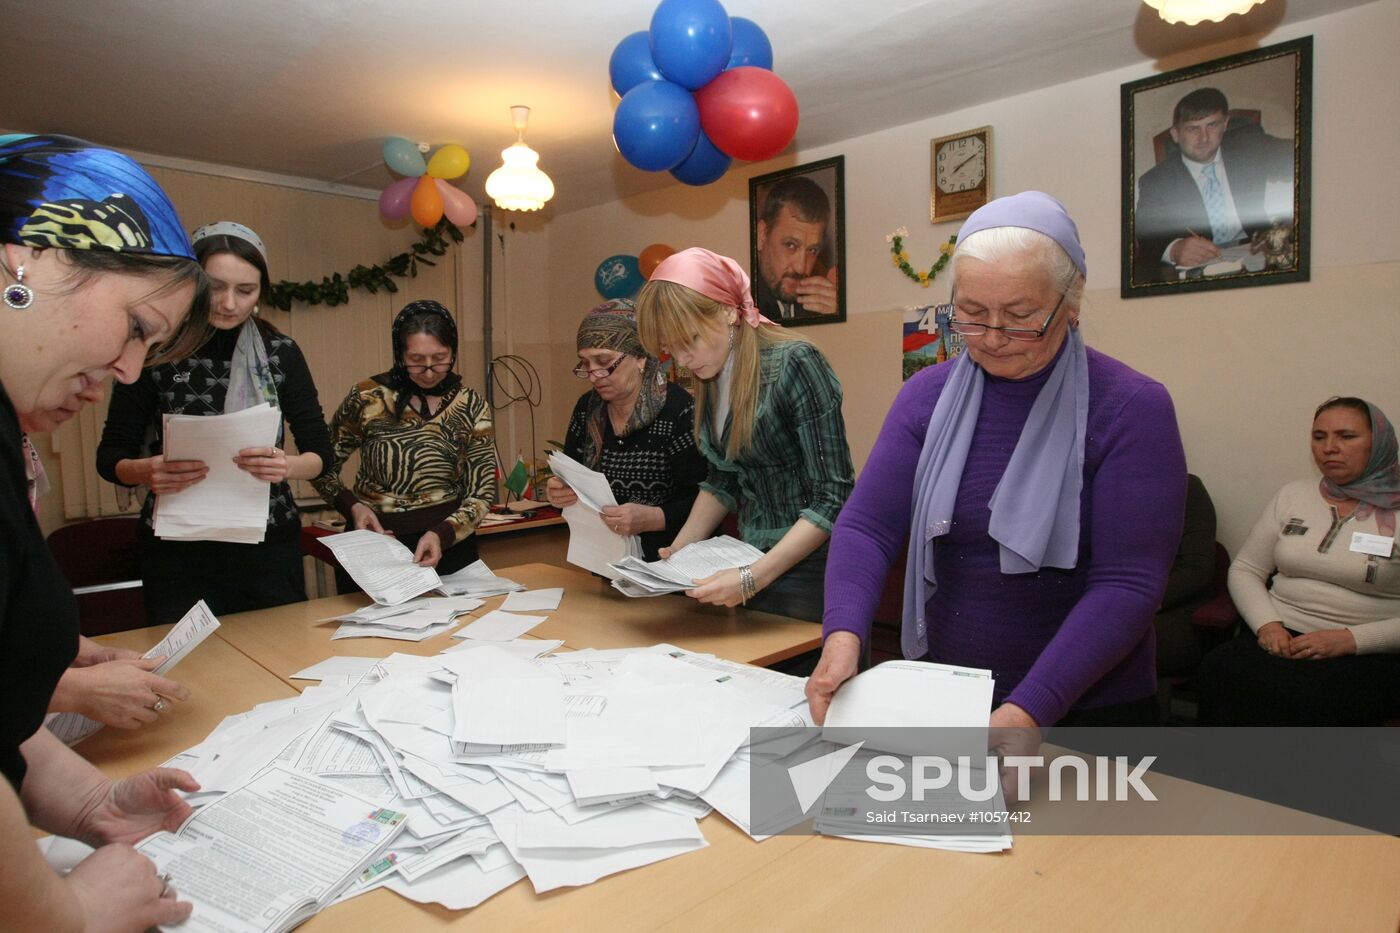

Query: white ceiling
0;0;1366;215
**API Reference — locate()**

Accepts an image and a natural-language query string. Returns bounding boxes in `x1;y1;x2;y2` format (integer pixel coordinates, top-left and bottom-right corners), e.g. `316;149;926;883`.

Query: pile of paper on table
143;642;812;924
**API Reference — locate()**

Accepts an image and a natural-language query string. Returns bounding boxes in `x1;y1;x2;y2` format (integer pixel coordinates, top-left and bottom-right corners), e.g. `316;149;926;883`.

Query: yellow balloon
427;144;471;180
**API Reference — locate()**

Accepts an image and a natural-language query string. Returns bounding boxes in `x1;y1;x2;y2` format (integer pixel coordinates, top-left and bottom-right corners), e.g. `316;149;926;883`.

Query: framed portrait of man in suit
1121;37;1311;298
748;157;846;326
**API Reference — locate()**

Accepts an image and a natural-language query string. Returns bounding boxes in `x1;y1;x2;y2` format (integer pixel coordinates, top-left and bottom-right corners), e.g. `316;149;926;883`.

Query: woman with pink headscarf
636;248;854;624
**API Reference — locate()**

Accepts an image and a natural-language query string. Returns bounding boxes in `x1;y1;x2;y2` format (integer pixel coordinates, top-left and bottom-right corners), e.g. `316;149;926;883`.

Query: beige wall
33;0;1400;556
542;0;1400;553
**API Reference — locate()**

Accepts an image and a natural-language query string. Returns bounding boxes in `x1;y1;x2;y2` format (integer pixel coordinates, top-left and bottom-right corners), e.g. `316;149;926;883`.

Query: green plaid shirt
699;341;854;550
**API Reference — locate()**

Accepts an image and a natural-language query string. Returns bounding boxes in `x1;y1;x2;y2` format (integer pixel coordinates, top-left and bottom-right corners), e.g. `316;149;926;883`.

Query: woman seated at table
1198;397;1400;725
635;248;854;623
98;221;333;625
315;299;494;585
0;133;206;929
808;192;1188;732
545;299;705;561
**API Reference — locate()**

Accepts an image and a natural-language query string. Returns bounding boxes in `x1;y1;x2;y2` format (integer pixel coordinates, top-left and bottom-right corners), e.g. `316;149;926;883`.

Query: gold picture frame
930;126;992;223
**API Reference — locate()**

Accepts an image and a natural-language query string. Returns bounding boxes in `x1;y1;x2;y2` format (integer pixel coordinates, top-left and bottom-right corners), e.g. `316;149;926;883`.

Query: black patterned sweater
562;382;706;561
97;323;333;543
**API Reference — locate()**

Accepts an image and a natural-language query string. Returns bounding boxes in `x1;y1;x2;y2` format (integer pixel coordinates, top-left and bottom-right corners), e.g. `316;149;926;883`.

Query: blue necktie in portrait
1201;162;1230;244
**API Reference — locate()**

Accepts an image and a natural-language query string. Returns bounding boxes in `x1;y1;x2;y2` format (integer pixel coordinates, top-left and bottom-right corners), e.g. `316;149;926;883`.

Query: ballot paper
320;529;442;605
45;600;221;746
140;767;407;933
154;403;282;543
444;638;564;659
436;559;525;598
290;657;384;681
457;609;547;642
547;450;644;579
501;588;564;613
607;535;766;597
823;660;994;758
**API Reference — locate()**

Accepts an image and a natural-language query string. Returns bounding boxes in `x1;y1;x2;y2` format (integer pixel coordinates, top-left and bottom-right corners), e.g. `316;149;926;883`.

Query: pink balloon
434;178;478;227
378;177;416;220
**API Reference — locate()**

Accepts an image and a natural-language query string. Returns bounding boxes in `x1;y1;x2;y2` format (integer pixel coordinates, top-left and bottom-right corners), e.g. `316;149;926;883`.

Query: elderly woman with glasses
546;300;705;561
809;192;1188;741
316;300;494;582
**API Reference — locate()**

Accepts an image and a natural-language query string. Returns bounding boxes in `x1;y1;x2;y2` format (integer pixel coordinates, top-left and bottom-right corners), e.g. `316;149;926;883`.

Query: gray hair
951;226;1084;305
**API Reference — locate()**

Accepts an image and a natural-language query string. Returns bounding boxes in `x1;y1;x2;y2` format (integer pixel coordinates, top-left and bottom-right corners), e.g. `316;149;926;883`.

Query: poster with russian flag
902;304;964;381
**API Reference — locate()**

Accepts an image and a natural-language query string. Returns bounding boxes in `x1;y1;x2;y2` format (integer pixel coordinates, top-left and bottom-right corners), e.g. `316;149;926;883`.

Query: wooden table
213;562;823;687
86;572;1400;932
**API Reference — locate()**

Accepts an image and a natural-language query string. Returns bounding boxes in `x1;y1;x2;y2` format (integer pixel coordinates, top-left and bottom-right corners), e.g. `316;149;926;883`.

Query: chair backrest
45;516;146;636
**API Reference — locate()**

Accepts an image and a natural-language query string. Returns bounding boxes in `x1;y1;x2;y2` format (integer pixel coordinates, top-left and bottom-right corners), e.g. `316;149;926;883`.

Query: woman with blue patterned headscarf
0;133;206;931
96;219;334;627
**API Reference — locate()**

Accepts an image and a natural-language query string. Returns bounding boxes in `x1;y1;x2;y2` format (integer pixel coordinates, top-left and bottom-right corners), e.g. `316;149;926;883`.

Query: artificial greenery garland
886;226;958;287
265;218;465;311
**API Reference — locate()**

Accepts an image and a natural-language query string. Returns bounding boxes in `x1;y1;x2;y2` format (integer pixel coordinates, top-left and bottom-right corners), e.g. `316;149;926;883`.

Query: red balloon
694;66;798;162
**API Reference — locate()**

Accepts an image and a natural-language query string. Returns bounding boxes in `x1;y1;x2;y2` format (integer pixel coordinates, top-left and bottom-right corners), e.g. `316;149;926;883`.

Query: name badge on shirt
1349;532;1394;558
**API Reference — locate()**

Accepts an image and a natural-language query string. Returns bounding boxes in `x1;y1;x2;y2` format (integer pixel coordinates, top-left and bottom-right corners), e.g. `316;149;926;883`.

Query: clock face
936;136;987;193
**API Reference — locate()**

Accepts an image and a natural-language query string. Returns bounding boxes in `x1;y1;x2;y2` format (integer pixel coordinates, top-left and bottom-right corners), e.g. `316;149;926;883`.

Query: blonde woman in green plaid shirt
637;248;854;622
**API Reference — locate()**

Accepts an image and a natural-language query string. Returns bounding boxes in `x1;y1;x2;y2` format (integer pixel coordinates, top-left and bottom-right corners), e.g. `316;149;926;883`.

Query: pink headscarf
648;247;774;327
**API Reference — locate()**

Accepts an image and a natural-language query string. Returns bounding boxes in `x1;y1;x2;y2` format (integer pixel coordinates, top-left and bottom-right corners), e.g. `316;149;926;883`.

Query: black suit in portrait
1134;124;1293;281
753;273;825;323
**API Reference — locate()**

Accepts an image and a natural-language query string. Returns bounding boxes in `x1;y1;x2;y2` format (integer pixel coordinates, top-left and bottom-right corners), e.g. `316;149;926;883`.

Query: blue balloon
612;81;701;172
649;0;732;91
725;17;773;70
609;31;665;97
382;137;425;177
670;128;731;186
595;254;644;300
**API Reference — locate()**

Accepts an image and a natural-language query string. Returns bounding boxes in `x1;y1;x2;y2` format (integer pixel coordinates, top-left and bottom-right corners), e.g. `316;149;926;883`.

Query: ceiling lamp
1143;0;1266;25
484;105;554;212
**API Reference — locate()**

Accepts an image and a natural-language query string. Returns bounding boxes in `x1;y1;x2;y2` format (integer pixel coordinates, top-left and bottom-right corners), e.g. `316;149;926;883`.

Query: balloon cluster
377;138;479;228
594;243;676;300
610;0;796;186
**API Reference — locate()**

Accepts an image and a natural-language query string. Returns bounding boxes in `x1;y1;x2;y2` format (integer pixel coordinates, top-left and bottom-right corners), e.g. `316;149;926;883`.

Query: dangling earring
3;265;35;310
252;304;260;317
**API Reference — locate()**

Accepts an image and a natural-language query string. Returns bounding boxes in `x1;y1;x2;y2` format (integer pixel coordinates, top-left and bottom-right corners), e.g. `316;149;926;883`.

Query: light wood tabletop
80;580;1400;932
212;562;823;687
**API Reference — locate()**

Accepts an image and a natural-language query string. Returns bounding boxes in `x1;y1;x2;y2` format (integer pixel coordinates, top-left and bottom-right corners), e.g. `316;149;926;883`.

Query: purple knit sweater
823;346;1186;726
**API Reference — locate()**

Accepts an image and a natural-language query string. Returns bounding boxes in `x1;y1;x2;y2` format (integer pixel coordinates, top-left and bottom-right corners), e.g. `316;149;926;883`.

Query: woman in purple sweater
809;192;1186;737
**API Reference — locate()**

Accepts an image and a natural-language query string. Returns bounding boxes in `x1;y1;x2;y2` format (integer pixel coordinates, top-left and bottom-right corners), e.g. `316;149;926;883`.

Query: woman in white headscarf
98;221;333;624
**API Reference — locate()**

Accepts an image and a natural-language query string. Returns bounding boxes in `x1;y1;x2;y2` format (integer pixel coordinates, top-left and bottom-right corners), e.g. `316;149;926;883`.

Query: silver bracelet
739;565;757;605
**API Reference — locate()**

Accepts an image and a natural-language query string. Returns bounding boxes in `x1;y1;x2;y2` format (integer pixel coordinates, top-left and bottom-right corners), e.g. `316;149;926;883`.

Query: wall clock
930;126;991;223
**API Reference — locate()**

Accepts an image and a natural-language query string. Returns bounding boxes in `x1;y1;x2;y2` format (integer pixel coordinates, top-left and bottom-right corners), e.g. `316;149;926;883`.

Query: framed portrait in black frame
748;156;845;326
1121;36;1311;299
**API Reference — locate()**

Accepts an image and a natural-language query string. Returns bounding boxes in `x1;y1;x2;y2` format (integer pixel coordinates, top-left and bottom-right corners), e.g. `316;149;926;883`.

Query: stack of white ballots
154;403;281;543
608;535;765;597
816;661;1012;853
436;559;526;598
153;642;814;921
328;597;485;641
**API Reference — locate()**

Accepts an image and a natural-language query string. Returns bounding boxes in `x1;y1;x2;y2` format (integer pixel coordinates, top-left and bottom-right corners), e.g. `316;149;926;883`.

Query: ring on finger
152;697;167;713
158;872;173;898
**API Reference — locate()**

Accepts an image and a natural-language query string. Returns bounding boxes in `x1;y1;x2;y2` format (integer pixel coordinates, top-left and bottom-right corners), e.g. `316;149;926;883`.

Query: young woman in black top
98;222;333;625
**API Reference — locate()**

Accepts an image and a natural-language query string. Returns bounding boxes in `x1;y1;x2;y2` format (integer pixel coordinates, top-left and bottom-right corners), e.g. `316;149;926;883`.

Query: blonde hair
636;279;808;458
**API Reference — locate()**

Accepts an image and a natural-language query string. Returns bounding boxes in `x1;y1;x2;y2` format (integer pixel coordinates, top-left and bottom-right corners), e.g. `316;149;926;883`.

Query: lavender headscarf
902;192;1090;659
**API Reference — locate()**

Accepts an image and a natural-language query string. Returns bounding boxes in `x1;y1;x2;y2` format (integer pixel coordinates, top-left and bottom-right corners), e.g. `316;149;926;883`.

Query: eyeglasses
403;362;453;374
945;283;1070;341
572;355;627;380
